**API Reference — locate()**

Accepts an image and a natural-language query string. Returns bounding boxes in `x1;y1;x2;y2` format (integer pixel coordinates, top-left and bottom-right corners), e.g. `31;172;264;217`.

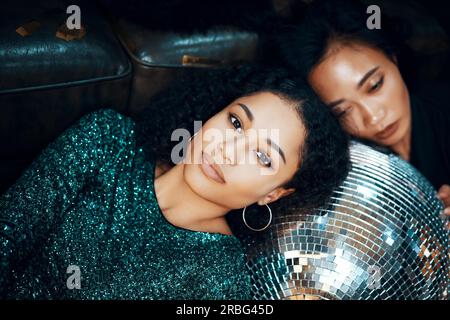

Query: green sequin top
0;109;251;299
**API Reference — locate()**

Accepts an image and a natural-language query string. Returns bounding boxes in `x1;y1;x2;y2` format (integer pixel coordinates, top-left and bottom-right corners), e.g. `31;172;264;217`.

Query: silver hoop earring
242;204;272;232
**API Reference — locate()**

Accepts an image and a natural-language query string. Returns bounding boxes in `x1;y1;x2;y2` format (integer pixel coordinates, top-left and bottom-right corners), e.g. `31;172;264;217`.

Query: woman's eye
255;150;272;168
369;76;384;93
336;106;353;118
229;113;243;133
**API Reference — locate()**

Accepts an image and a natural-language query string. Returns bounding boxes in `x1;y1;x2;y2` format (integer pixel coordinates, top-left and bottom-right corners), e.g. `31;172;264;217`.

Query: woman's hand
437;184;450;216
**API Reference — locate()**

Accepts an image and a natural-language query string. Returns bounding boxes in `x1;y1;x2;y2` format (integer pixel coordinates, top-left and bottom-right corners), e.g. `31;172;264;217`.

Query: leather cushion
0;0;131;93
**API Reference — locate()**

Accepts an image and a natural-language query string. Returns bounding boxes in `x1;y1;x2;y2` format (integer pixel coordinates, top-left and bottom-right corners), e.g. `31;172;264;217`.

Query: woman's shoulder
73;108;136;143
78;108;134;129
411;82;450;134
56;108;140;163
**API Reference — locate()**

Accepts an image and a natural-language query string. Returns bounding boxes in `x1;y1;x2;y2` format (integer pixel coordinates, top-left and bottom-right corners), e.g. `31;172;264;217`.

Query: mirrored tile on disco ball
231;141;449;300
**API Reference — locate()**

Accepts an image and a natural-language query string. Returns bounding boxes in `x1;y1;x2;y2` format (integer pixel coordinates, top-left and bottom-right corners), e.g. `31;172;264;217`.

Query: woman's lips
375;121;399;140
200;152;226;184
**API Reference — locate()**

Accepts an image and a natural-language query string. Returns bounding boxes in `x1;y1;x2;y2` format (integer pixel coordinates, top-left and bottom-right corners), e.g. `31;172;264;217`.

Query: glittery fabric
0;109;251;300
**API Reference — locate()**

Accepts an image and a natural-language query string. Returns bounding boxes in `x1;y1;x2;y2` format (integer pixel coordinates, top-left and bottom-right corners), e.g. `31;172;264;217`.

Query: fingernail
444;208;450;215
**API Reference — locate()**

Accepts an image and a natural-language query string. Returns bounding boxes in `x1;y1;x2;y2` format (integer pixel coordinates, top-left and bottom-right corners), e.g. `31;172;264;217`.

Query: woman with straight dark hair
277;0;450;216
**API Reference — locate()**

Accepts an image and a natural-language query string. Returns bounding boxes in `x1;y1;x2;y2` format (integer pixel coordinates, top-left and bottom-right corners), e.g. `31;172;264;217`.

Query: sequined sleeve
0;109;133;295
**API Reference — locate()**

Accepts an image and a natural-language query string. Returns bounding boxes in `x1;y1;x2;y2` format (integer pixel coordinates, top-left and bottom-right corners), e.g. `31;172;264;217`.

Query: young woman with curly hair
0;65;350;299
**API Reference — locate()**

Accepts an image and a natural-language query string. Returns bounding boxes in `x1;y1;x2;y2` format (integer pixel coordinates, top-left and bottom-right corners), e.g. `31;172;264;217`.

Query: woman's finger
444;207;450;216
437;184;450;198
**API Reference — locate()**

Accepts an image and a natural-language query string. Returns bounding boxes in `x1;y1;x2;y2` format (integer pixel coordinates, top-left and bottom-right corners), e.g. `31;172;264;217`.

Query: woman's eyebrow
358;66;380;88
328;66;380;108
236;103;286;164
266;138;286;164
237;103;254;122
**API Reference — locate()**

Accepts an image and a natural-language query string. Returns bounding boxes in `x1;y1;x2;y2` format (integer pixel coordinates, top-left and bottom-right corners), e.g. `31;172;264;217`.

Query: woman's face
183;92;305;209
308;43;411;148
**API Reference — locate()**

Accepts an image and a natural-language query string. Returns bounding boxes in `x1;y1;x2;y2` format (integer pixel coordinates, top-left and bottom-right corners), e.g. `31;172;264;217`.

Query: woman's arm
200;242;252;300
0;109;134;295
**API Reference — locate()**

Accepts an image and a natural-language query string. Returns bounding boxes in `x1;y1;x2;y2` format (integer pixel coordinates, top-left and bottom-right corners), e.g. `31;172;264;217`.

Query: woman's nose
363;103;386;126
215;141;230;165
216;135;248;165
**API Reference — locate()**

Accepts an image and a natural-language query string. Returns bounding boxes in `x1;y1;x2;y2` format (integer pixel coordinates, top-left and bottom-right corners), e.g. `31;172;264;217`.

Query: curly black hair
134;64;350;210
276;0;400;80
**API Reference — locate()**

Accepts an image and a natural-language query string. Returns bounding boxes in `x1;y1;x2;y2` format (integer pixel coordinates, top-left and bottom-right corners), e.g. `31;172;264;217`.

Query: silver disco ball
240;142;449;300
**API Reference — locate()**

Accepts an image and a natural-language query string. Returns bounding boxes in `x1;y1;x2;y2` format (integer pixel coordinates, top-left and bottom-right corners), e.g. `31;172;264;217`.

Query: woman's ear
391;54;398;66
257;187;296;206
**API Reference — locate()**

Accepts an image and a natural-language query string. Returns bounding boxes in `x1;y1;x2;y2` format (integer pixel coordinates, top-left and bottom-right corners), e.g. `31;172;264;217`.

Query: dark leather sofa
3;0;448;195
0;0;260;193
